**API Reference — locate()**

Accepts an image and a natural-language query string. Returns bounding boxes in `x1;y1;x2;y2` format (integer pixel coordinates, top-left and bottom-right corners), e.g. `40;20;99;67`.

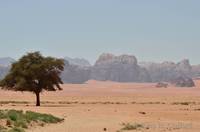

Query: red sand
1;80;200;132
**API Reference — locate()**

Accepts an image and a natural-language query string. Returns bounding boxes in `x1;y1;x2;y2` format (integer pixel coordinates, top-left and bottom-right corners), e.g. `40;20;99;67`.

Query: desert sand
1;80;200;132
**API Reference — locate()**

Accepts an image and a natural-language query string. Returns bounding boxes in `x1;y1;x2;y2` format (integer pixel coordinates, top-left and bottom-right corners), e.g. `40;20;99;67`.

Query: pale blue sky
0;0;200;64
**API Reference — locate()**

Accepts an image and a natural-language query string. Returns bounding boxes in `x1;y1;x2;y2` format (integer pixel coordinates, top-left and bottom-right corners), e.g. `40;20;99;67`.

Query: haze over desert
1;1;200;132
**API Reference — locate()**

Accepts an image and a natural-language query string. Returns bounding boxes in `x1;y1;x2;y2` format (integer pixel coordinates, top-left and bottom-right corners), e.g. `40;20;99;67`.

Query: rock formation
0;54;198;85
61;60;91;84
139;59;193;82
91;53;151;82
155;82;168;88
64;57;91;67
191;64;200;78
171;76;195;87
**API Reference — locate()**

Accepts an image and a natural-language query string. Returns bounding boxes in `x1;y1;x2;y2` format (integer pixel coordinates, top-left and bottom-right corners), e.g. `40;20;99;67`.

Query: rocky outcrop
95;53;138;66
156;82;168;88
91;53;151;82
191;64;200;78
0;54;198;85
177;59;192;71
61;60;91;84
171;76;195;87
64;57;91;67
139;59;193;82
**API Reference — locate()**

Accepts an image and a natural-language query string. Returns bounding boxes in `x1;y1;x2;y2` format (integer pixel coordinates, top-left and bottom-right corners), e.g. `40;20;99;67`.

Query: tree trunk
35;92;40;106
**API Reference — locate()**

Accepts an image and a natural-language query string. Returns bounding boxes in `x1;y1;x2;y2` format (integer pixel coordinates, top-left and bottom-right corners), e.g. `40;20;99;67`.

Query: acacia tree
0;52;64;106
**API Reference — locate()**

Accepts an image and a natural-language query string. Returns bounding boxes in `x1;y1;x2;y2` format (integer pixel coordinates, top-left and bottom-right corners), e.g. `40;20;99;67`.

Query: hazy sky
0;0;200;64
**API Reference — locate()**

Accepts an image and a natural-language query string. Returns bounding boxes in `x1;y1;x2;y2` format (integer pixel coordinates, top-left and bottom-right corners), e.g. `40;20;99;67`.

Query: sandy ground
1;80;200;132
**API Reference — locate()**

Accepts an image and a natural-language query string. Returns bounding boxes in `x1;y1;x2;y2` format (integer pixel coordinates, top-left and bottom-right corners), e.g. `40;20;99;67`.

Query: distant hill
0;65;10;79
61;57;91;83
0;54;200;84
139;59;200;83
0;57;15;66
61;60;91;84
0;57;15;80
139;59;192;82
64;57;91;67
191;64;200;78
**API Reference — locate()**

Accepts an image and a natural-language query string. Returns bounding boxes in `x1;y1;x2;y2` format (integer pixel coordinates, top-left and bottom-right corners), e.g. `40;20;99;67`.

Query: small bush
172;102;196;105
121;123;143;130
25;111;64;123
0;109;64;132
14;120;28;128
7;110;23;121
0;101;29;105
8;127;25;132
0;110;7;119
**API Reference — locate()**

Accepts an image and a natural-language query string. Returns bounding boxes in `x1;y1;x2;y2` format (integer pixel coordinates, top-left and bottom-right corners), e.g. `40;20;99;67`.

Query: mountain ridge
0;53;199;84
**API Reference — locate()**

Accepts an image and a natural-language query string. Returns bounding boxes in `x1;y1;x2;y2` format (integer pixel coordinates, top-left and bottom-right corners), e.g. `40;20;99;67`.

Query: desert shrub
7;110;23;121
0;101;29;105
0;109;64;132
0;110;7;119
8;127;25;132
14;120;28;128
171;76;195;87
172;102;196;105
121;123;143;130
25;111;64;123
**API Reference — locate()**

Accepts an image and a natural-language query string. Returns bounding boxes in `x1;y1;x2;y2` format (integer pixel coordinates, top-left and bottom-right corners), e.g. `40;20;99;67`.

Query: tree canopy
0;52;65;106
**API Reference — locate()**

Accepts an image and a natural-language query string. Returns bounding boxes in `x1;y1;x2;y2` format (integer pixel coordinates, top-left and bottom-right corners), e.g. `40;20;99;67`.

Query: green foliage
0;52;65;106
13;120;27;129
25;111;64;123
0;52;64;92
0;109;64;132
121;123;144;130
0;110;7;119
7;110;23;121
8;127;25;132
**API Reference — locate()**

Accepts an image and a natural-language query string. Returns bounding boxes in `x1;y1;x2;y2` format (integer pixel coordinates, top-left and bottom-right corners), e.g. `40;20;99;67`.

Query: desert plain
1;80;200;132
